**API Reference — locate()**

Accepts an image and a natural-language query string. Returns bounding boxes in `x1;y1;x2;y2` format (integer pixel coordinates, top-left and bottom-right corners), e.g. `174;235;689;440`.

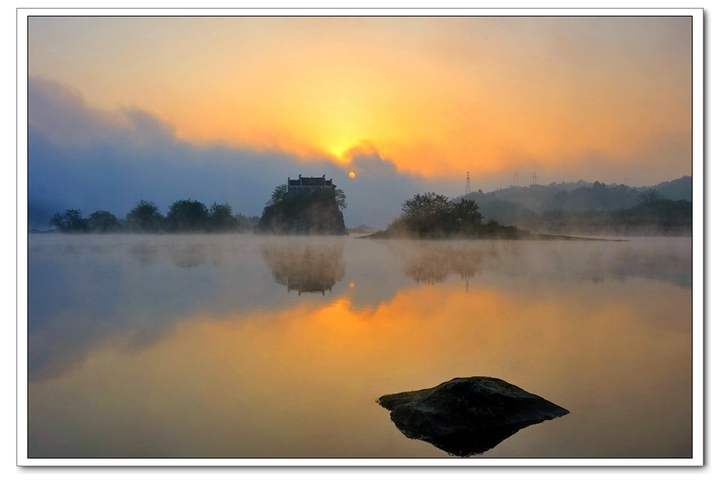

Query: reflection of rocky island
256;175;347;235
377;377;569;457
261;242;345;295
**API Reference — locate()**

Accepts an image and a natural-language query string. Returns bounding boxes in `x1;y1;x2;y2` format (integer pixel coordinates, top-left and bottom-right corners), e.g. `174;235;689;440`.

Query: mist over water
27;233;692;458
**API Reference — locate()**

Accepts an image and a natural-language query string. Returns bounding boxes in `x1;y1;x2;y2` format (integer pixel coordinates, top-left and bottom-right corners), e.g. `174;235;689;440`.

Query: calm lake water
27;233;693;459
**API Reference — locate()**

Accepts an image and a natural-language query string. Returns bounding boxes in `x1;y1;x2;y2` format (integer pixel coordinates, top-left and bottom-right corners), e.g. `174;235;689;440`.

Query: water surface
27;234;692;458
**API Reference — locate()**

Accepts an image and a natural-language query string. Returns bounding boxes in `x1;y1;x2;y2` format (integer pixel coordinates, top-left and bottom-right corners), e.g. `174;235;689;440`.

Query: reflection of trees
404;244;485;285
129;241;159;267
401;239;692;289
261;242;345;295
608;247;691;287
128;239;219;268
169;243;208;268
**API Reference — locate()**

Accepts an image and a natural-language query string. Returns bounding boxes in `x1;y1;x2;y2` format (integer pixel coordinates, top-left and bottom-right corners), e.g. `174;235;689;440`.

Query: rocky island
377;376;569;457
256;175;347;235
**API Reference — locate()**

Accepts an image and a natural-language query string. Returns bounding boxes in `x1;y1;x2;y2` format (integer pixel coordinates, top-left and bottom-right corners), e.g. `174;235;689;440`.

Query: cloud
341;145;450;227
27;77;458;229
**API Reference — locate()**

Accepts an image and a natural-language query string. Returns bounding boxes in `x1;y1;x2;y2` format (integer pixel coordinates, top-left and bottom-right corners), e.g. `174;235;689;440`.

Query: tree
335;188;347;211
384;192;498;238
267;184;288;206
257;185;346;235
86;210;121;233
399;193;453;235
49;209;86;232
638;189;664;205
401;192;451;219
126;200;164;232
166;199;209;232
451;198;484;234
235;213;259;232
208;202;239;232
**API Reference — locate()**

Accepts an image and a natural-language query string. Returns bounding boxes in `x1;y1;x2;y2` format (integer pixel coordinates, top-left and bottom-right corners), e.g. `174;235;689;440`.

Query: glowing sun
348;171;356;179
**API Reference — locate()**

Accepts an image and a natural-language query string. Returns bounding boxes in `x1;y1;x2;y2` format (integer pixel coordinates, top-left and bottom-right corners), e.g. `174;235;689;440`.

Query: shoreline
360;230;628;242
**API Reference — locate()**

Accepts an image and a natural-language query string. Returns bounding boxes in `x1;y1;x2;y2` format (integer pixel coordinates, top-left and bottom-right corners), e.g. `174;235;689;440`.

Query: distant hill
651;176;692;201
519;199;692;236
457;177;691;217
458;182;639;223
453;176;692;235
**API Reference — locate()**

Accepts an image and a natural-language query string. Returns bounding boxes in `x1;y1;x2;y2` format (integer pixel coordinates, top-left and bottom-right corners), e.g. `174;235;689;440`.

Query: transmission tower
465;171;471;195
513;172;538;186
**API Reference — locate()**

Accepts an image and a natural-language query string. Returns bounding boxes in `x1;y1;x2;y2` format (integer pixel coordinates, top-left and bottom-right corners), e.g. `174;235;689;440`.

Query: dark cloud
28;77;134;146
27;77;456;229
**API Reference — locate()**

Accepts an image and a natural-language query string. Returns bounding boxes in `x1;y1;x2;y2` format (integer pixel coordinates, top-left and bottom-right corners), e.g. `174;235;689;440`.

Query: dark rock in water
377;376;569;457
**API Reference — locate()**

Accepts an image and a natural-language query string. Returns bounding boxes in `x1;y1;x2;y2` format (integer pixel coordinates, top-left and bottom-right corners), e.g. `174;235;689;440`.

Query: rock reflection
261;242;345;296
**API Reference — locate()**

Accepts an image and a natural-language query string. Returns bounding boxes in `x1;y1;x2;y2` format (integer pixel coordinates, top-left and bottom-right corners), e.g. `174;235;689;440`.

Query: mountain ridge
451;176;692;235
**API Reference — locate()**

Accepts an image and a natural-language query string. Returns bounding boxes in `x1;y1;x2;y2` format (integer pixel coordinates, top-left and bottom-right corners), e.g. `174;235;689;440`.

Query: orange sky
27;15;694;183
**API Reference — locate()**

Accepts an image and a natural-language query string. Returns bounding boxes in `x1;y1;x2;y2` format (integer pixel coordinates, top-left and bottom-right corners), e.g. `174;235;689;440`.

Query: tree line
49;199;259;233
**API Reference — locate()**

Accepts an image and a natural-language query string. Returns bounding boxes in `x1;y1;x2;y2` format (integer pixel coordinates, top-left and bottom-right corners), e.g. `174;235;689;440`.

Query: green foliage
234;213;260;232
50;209;87;233
46;198;263;234
652;175;692;201
126;200;164;232
401;192;450;219
521;199;691;235
335;189;347;210
268;184;288;206
86;210;121;233
449;198;484;234
382;192;518;239
166;199;210;232
208;202;239;232
461;182;644;222
638;189;664;205
257;186;346;235
609;199;691;233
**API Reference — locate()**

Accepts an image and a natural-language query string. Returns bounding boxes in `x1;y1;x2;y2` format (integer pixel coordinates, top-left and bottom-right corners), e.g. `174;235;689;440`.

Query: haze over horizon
26;14;694;228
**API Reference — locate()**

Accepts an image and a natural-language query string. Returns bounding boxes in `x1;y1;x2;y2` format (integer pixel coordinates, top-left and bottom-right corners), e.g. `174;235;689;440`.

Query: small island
368;192;526;240
255;175;348;235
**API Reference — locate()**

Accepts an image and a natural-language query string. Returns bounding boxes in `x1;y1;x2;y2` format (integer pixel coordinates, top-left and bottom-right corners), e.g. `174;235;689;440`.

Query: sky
24;13;695;228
